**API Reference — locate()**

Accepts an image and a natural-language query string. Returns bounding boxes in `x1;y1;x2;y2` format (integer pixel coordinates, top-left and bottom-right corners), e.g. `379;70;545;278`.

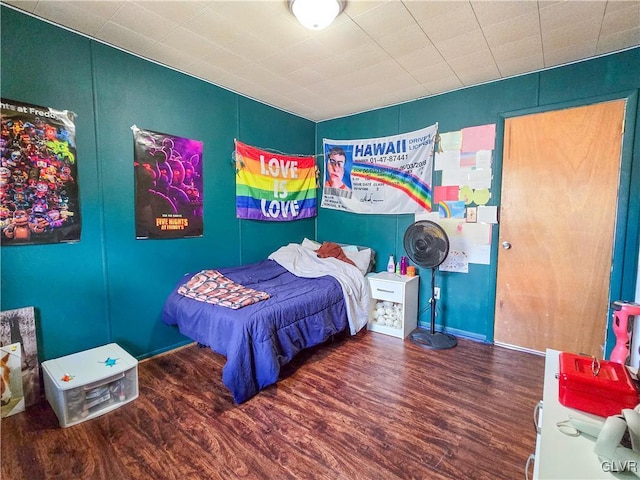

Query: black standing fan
403;220;457;350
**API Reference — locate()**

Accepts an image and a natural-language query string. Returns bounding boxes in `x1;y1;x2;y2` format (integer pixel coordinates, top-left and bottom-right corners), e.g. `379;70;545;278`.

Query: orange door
494;100;626;356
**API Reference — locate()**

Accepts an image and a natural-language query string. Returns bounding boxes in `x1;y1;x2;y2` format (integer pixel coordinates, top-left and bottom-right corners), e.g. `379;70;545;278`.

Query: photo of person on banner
324;145;352;199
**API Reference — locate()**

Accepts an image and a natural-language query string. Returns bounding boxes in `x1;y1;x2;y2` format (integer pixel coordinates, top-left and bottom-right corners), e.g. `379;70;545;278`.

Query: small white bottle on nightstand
387;254;395;273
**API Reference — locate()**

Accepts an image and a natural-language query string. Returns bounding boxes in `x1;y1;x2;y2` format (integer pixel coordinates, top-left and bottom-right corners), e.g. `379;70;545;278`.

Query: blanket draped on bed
177;269;270;309
162;248;369;403
268;243;370;335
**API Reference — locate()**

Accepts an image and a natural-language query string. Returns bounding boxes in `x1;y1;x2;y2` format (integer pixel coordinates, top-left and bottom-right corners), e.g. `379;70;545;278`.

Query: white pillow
301;238;321;250
340;244;359;252
344;248;372;276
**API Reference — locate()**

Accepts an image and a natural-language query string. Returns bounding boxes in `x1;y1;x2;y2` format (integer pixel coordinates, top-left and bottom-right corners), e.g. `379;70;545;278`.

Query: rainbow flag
235;140;317;221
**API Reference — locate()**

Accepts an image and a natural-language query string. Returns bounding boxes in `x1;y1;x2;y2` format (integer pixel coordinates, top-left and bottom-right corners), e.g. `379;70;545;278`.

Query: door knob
502;241;512;250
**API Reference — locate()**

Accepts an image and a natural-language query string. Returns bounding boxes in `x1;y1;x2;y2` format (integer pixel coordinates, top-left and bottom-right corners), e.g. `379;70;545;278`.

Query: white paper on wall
435;150;461;171
477;205;498;224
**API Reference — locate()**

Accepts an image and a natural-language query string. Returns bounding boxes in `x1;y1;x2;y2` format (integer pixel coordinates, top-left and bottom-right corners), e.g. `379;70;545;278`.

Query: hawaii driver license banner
0;98;81;245
235;140;316;221
132;126;203;239
321;123;438;214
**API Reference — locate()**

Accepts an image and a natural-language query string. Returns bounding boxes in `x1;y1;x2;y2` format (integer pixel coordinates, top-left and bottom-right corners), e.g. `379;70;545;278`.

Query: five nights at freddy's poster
132;126;203;239
0;98;81;246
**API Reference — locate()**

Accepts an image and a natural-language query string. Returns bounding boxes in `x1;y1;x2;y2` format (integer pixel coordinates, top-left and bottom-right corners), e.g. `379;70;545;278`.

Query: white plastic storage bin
42;343;138;427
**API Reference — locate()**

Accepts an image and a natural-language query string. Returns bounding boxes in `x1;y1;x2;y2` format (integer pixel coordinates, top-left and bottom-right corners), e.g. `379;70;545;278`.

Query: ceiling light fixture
289;0;345;31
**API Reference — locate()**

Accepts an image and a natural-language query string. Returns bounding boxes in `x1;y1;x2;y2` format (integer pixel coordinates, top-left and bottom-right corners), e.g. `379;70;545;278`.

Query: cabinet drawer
369;280;403;303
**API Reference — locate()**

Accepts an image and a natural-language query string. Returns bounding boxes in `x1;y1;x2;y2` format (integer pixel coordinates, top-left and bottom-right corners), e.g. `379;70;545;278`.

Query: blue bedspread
161;259;347;403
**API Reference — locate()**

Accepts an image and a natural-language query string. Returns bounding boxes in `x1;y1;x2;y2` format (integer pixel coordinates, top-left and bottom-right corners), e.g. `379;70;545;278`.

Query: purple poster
1;98;81;245
133;126;203;239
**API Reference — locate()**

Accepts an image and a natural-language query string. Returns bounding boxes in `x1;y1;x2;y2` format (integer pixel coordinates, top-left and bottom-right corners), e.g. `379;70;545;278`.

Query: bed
161;241;372;403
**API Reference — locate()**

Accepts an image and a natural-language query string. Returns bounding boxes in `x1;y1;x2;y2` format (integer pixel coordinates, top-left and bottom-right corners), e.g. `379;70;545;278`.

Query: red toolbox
558;352;640;417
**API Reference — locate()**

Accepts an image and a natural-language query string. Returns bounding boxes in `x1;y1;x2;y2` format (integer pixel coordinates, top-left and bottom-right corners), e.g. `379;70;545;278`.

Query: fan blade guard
403;220;449;269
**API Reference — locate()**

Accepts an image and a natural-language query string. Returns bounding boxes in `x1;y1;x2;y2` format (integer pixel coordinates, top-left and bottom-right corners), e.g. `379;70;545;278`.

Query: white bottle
387;255;395;273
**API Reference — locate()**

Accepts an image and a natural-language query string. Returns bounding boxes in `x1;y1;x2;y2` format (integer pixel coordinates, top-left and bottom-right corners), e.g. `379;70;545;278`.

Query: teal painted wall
317;48;640;355
0;7;315;360
2;6;638;361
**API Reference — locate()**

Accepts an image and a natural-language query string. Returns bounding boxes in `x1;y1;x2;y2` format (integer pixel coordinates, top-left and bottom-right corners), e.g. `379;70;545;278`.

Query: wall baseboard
416;321;487;343
137;341;196;363
493;341;545;356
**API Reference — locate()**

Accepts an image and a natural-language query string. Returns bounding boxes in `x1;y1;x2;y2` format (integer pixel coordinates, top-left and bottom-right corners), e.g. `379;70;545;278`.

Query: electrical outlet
434;287;440;300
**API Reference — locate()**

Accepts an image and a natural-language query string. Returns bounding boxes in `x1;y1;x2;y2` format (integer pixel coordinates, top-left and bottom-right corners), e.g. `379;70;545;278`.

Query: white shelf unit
531;349;621;479
366;272;419;339
42;343;139;428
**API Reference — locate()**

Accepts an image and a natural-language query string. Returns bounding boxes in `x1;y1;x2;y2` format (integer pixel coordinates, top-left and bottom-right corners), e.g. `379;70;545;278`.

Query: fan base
409;329;457;350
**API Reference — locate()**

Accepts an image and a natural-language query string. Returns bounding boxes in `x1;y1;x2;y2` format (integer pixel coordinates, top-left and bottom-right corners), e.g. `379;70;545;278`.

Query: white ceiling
3;0;640;122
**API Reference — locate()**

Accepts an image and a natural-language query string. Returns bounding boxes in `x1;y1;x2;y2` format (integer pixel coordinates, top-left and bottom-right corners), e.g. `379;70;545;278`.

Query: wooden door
494;100;626;356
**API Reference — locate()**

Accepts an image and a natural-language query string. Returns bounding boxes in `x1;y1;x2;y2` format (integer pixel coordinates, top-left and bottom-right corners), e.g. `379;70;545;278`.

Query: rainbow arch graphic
439;201;452;218
351;162;432;211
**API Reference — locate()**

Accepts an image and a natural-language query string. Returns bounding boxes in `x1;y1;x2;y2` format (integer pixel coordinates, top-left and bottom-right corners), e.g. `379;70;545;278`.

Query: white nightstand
366;272;419;339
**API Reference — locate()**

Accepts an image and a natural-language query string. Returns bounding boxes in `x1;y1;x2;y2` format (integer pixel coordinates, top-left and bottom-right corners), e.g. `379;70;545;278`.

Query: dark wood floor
1;331;545;480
